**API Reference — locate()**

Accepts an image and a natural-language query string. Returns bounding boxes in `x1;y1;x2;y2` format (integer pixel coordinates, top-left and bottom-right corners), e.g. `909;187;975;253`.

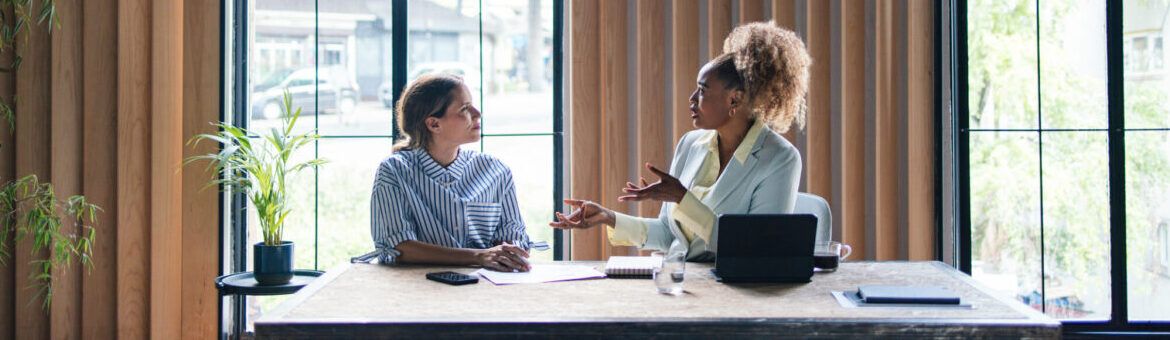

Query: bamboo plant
0;0;100;310
187;90;326;246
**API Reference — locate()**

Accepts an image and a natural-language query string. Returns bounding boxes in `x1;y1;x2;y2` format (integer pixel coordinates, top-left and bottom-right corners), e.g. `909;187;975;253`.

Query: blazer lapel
704;132;765;211
678;134;710;188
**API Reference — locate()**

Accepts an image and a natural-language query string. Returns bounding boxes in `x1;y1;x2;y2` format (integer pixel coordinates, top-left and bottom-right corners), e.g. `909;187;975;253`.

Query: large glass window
967;0;1111;321
225;0;562;336
1123;0;1170;322
962;0;1170;328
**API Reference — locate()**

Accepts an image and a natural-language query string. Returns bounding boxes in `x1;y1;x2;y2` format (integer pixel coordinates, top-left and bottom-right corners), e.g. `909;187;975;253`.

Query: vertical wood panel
0;5;15;339
806;0;831;204
637;0;667;219
708;0;732;58
771;0;797;30
150;0;183;338
771;0;798;148
117;0;151;337
81;0;118;338
839;0;866;256
49;0;83;337
14;0;52;338
873;0;900;260
906;0;934;260
864;0;880;260
671;0;700;145
599;0;630;259
739;0;768;24
569;0;601;260
181;0;221;337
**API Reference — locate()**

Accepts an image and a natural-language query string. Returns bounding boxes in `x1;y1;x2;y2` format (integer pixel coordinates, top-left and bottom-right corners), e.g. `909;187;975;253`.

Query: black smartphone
426;271;479;286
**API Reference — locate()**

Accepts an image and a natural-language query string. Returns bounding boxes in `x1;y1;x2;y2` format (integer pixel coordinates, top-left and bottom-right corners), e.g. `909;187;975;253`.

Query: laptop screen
717;214;817;259
714;214;818;282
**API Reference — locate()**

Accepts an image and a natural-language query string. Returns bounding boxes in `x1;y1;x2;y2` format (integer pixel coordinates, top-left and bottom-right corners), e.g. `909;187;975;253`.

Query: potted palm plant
187;90;325;285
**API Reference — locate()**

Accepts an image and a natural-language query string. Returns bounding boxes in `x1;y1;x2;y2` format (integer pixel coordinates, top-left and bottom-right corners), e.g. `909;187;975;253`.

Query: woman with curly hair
551;22;811;261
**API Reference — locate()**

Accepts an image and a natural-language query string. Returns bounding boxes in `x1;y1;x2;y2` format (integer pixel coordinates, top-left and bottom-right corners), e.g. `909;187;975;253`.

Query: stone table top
256;261;1060;339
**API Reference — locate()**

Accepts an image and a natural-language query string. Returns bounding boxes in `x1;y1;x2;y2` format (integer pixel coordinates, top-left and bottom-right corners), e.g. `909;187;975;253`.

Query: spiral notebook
604;256;660;278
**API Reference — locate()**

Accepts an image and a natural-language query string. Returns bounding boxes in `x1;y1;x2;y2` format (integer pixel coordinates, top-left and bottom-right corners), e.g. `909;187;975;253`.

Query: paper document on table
475;265;605;285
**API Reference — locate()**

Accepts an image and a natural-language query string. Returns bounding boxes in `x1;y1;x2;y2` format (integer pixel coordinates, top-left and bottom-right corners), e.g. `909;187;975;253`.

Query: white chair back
794;192;832;244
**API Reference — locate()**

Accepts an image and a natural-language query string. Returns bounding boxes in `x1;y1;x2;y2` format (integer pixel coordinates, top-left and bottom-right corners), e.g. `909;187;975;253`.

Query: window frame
219;0;567;338
951;0;1170;334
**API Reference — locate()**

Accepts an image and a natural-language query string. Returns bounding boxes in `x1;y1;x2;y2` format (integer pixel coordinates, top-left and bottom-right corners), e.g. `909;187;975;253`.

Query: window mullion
954;0;972;275
1105;0;1128;326
391;0;407;141
1034;0;1046;316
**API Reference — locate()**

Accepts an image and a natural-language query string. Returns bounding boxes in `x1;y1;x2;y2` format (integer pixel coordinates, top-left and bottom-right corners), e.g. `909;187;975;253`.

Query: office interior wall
568;0;936;262
0;0;222;339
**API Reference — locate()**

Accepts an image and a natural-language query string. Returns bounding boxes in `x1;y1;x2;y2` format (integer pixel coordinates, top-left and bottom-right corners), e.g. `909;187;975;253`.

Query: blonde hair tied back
721;21;811;134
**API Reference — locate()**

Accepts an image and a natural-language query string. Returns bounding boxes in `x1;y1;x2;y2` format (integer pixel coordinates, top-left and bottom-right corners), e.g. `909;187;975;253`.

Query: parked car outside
379;62;482;108
252;66;360;120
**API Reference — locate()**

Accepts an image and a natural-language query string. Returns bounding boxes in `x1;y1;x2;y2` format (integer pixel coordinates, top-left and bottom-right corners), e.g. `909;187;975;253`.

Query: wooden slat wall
181;0;222;338
739;0;768;24
599;0;631;258
708;0;732;58
772;0;796;29
82;0;119;338
0;0;222;338
771;0;798;146
836;0;867;260
117;0;152;337
569;0;602;260
637;0;668;219
49;0;84;338
871;0;900;260
806;0;831;207
569;0;936;261
150;0;184;338
671;1;700;145
905;0;935;260
14;0;51;338
0;5;13;337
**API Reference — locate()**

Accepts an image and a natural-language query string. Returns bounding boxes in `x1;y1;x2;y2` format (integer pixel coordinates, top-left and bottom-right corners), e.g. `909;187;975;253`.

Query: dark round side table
216;270;324;340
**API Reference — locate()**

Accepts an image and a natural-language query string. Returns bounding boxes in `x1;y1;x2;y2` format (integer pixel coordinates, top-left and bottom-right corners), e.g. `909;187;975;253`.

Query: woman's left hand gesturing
619;163;687;204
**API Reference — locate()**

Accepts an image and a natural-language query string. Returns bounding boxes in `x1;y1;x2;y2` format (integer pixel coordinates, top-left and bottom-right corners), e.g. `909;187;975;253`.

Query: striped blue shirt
370;148;530;264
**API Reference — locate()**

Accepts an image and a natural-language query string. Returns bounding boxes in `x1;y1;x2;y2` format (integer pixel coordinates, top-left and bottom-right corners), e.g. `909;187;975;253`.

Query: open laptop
712;214;818;283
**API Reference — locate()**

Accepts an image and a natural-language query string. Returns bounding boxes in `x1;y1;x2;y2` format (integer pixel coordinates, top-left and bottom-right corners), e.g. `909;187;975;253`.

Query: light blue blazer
634;124;802;261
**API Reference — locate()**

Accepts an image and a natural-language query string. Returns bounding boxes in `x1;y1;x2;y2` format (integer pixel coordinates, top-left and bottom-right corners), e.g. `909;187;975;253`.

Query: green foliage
0;0;101;312
187;90;326;246
0;0;58;68
970;0;1170;318
0;175;99;310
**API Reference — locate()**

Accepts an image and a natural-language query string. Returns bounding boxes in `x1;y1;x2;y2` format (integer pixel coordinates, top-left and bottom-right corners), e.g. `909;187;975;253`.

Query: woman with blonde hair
369;73;532;272
551;22;811;261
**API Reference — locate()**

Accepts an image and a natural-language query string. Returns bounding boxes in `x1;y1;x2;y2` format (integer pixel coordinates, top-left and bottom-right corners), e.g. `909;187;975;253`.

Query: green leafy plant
187;90;325;246
0;0;60;132
0;0;99;311
0;176;98;310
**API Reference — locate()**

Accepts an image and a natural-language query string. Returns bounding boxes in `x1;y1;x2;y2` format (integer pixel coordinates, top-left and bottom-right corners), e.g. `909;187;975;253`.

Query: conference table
255;261;1059;339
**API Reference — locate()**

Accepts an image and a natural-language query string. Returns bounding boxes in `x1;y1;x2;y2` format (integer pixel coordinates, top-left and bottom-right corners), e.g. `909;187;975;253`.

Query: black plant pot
254;241;294;286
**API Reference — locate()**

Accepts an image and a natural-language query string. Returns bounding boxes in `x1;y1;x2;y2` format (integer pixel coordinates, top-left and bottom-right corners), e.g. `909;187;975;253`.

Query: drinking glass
652;251;685;295
813;241;852;272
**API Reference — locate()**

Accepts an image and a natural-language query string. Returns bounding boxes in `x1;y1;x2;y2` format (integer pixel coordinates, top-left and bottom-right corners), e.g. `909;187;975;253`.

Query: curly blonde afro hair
718;21;810;134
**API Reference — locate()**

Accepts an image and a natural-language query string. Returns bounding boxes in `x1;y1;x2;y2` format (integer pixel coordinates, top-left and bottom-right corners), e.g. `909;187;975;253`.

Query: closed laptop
713;214;817;283
857;285;961;304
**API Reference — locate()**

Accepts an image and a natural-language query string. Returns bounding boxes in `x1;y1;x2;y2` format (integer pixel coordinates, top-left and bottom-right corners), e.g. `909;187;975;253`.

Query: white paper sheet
474;264;606;285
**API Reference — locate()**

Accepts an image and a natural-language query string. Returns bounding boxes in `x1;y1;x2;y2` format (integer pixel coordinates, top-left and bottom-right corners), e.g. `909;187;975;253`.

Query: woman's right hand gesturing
549;199;615;230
